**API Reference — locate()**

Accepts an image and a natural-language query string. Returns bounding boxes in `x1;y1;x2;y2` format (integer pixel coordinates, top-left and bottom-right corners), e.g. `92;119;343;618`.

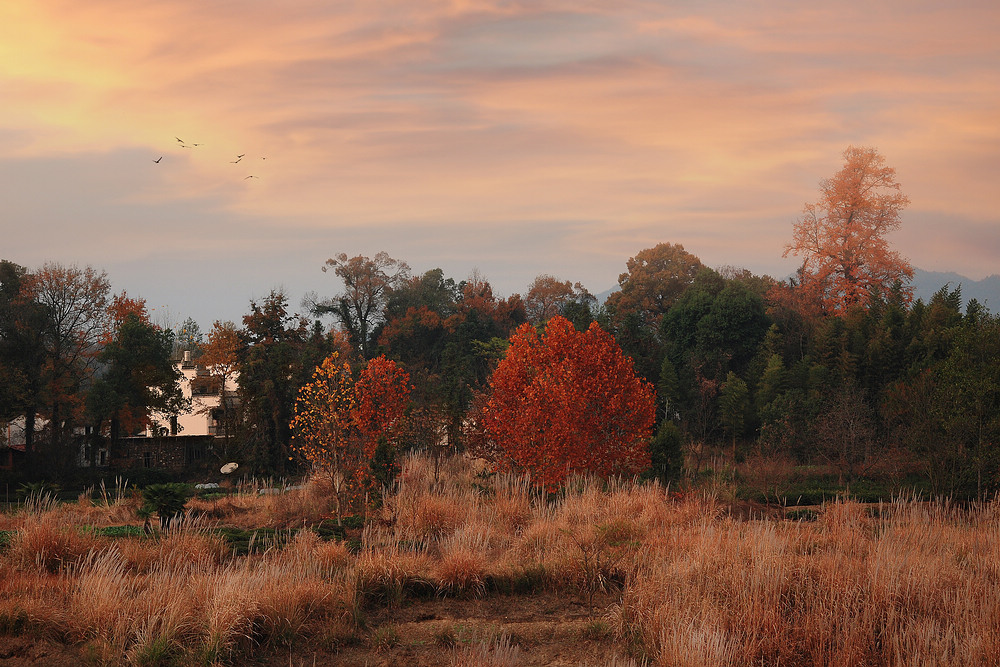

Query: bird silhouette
230;156;243;164
244;175;257;179
175;137;185;144
153;156;163;163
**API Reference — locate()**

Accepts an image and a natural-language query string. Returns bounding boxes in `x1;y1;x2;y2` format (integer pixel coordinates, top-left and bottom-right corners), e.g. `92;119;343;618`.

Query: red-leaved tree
480;316;655;488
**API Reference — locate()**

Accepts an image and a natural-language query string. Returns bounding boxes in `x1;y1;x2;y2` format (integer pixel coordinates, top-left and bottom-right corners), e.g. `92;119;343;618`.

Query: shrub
140;484;191;529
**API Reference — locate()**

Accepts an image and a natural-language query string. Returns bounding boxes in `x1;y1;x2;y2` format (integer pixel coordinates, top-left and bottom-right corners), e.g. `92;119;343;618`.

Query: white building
147;351;238;438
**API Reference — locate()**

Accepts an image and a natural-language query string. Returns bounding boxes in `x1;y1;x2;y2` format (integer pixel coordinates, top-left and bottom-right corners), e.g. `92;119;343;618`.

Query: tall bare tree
25;263;110;459
316;252;410;358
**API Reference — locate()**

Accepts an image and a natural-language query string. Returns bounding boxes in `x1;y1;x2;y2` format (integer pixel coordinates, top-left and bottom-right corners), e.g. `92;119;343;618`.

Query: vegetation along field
0;454;998;666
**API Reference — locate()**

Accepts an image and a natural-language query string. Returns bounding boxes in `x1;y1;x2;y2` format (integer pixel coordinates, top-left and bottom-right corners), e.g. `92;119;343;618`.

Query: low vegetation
1;452;997;666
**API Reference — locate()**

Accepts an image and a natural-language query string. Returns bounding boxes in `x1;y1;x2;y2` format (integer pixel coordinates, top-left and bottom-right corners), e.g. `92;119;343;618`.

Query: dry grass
1;455;997;666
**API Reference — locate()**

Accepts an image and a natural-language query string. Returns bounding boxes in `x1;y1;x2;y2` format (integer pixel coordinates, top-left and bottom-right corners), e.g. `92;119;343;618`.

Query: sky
2;0;999;331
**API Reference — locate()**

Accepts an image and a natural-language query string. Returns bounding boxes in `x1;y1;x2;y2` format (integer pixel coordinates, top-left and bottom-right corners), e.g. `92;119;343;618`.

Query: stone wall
114;435;214;473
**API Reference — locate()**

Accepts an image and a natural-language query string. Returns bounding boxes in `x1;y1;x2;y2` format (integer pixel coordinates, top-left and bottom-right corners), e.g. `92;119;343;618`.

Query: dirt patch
0;636;85;667
262;591;632;666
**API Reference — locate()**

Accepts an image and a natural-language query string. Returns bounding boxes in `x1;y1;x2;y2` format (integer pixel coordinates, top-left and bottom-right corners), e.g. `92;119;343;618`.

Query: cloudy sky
3;0;998;329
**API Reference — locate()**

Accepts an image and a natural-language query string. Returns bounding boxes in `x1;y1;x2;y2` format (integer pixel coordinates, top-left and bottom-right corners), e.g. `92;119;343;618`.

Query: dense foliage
480;316;656;488
2;148;998;499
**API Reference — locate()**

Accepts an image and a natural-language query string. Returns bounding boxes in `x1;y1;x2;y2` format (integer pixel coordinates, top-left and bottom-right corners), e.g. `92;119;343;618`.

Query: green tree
719;371;749;456
694;282;770;377
657;355;680;421
88;313;187;461
140;483;190;530
647;420;683;485
932;316;1000;498
0;260;47;462
238;291;314;475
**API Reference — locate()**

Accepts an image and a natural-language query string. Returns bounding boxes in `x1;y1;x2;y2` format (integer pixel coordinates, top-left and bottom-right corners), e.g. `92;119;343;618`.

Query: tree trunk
24;411;35;456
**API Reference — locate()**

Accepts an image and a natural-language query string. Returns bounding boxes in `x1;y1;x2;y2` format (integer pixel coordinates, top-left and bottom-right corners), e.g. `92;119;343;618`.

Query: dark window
185;442;204;464
143;451;152;468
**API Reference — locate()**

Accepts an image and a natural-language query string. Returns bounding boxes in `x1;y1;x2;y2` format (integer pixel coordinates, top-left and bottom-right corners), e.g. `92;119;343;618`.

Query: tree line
2;146;997;499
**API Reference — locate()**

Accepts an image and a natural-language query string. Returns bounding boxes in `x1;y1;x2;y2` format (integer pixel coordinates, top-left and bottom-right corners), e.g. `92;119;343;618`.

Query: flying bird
244;175;257;179
153;156;162;163
175;137;184;144
230;156;243;163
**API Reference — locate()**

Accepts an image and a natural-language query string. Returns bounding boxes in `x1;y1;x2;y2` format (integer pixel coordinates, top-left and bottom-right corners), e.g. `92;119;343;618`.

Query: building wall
147;354;238;438
115;435;213;472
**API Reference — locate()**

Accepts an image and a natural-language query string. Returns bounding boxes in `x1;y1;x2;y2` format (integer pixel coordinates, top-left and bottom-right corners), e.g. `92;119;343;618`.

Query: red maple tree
480;316;655;488
353;355;411;452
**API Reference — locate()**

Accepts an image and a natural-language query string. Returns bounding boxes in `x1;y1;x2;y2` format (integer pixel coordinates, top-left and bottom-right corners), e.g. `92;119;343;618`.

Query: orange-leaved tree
290;353;410;523
199;320;242;458
480;316;656;488
784;146;912;313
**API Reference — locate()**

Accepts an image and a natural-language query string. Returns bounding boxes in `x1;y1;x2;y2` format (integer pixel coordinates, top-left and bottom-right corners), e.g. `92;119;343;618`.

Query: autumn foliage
290;353;410;519
784;145;913;313
480;316;655;488
353;355;411;446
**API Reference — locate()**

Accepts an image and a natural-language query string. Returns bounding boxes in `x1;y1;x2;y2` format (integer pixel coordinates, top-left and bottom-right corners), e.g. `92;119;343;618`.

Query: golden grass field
1;453;998;666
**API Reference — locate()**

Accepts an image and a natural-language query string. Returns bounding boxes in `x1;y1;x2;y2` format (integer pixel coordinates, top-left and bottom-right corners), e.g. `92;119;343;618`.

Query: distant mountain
594;286;617;305
911;269;1000;313
593;268;1000;313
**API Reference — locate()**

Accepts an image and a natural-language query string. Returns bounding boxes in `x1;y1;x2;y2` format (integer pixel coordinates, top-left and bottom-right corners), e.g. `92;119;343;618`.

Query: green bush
646;420;683;484
140;483;191;529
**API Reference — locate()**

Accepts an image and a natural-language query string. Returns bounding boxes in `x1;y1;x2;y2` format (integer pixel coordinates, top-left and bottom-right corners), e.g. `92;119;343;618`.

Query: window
143;451;152;468
185;442;204;464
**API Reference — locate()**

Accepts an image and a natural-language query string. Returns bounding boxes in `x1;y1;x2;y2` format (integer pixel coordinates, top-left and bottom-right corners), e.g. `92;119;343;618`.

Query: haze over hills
911;269;1000;313
595;268;1000;314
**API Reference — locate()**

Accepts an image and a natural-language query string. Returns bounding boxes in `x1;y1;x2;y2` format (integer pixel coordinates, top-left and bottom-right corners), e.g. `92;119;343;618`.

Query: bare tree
316;252;410;358
812;386;878;485
25;263;110;457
